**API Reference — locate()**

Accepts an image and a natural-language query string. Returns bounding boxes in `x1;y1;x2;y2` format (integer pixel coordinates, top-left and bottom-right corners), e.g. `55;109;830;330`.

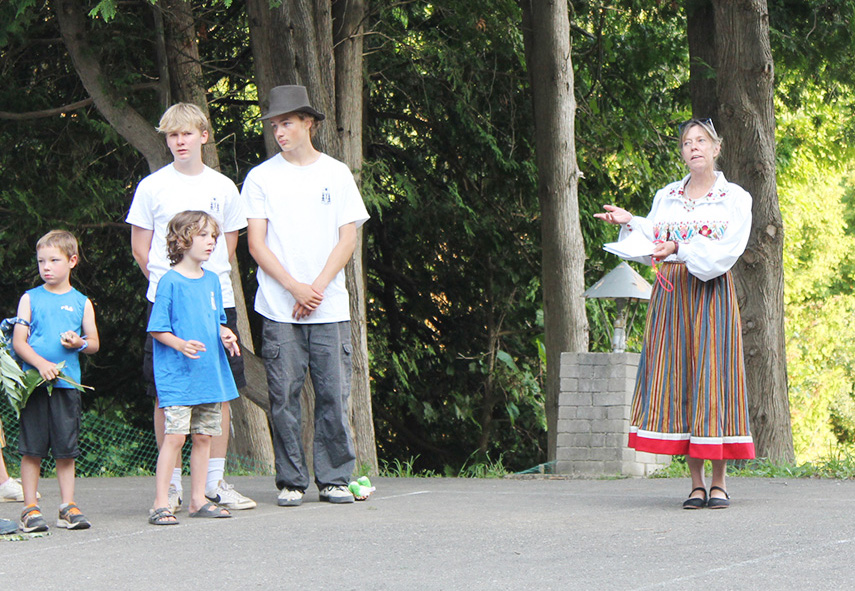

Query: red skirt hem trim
628;432;756;460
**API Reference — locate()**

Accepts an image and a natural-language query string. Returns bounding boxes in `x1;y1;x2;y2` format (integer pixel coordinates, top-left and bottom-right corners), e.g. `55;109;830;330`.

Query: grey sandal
149;506;179;525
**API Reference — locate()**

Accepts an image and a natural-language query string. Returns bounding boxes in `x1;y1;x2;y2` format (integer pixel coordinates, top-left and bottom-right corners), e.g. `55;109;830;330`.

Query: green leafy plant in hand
1;350;92;417
0;345;27;415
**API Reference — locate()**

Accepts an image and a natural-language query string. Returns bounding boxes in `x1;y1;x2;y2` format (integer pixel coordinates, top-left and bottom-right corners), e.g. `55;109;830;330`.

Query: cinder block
577;364;597;379
569;392;593;407
558;405;577;420
589;447;620;461
555;447;578;462
622;462;646;477
560;377;579;394
588;353;609;366
608;377;631;393
621;448;637;462
607;406;630;420
555;460;573;474
560;352;580;367
576;406;605;420
588;433;605;447
603;461;623;474
556;432;574;449
565;419;592;434
604;432;626;448
575;378;591;393
592;378;610;393
565;447;594;462
592;419;627;434
597;391;627;407
573;461;605;476
633;450;658;464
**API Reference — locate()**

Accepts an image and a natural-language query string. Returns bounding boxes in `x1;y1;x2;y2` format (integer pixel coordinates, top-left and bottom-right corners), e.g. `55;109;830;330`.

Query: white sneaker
277;488;304;507
319;485;354;504
0;478;24;502
167;484;183;514
206;480;257;510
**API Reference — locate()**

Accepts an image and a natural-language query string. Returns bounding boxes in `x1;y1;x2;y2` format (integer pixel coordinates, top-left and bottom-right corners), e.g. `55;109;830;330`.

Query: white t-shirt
126;164;247;306
619;171;752;281
242;153;370;324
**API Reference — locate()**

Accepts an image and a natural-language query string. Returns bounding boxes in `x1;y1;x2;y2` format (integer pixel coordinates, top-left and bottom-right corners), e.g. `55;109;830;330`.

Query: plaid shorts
163;403;222;436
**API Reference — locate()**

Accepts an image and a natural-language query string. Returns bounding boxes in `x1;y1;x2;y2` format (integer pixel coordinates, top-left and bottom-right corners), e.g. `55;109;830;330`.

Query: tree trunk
707;0;794;461
54;0;170;171
58;0;276;470
160;0;221;168
228;267;276;470
159;0;275;470
686;0;718;120
521;0;589;463
246;0;376;475
333;0;377;475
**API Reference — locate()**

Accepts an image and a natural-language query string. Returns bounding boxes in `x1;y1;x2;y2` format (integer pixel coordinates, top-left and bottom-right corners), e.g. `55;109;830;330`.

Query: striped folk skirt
627;263;755;460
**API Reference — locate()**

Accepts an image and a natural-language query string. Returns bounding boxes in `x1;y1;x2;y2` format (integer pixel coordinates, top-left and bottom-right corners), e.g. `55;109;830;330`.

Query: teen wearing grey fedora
244;85;368;506
261;85;326;121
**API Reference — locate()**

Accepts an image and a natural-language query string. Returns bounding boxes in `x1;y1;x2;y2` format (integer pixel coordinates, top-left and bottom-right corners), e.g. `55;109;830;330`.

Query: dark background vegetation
1;0;854;473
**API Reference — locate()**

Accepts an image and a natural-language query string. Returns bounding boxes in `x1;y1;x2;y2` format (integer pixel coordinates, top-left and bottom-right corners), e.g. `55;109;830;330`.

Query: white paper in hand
603;231;655;259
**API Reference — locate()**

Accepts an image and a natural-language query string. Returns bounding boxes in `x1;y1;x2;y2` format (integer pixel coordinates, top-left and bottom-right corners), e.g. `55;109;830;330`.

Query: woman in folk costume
595;118;754;509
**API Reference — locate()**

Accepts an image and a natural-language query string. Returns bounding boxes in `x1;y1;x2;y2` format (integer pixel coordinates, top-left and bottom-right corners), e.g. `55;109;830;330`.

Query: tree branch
0;82;160;121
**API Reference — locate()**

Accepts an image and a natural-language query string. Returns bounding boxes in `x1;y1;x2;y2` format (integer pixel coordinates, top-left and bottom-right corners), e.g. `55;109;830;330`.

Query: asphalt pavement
0;475;852;590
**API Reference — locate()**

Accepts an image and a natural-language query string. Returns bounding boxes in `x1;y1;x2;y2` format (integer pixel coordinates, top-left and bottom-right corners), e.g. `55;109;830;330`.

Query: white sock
207;457;225;492
170;468;182;492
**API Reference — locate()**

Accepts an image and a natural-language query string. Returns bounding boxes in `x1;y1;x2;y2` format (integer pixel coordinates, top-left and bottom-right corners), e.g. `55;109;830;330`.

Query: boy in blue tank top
147;211;239;524
12;230;100;533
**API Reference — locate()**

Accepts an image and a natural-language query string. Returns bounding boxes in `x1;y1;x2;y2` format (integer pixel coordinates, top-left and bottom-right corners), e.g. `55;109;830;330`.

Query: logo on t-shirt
210;291;216;310
210;195;222;214
61;305;75;313
321;188;331;205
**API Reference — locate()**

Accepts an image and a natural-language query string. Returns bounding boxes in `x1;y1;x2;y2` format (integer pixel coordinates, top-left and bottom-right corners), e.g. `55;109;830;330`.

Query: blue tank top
23;285;88;388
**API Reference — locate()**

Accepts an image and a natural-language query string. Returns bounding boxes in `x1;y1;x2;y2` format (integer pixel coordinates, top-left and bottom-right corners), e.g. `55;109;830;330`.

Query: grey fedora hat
260;85;326;121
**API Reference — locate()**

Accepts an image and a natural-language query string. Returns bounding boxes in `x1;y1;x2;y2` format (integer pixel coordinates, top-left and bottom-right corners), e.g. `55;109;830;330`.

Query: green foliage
455;452;508;478
2;0;855;476
379;456;438;478
0;347;26;414
364;0;547;473
650;452;855;480
770;6;855;460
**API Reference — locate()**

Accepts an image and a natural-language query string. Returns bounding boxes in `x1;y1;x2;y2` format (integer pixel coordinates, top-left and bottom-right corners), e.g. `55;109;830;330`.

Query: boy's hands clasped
290;281;323;320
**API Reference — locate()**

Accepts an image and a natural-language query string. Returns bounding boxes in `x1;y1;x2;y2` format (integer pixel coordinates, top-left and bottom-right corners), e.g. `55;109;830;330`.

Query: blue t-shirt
147;269;239;407
22;285;88;389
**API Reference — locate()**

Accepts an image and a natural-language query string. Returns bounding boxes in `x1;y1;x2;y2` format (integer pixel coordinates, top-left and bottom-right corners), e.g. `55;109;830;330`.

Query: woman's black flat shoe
682;486;707;509
707;485;730;509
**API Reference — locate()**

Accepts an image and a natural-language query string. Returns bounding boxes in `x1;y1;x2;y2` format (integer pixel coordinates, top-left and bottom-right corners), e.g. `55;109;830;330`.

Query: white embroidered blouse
618;171;752;282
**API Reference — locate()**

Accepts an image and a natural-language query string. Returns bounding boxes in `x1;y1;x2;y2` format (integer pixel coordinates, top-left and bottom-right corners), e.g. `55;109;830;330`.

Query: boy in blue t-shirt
13;230;100;533
146;211;239;524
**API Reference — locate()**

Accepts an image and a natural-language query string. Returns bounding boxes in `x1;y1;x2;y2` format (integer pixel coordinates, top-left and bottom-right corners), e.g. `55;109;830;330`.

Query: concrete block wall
555;352;671;477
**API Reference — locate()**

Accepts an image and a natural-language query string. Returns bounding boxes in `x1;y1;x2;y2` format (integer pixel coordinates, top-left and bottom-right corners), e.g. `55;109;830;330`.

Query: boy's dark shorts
144;304;246;397
18;386;81;459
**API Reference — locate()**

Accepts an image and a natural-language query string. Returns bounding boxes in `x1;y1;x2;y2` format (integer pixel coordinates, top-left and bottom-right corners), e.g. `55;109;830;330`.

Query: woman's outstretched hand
594;205;632;225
